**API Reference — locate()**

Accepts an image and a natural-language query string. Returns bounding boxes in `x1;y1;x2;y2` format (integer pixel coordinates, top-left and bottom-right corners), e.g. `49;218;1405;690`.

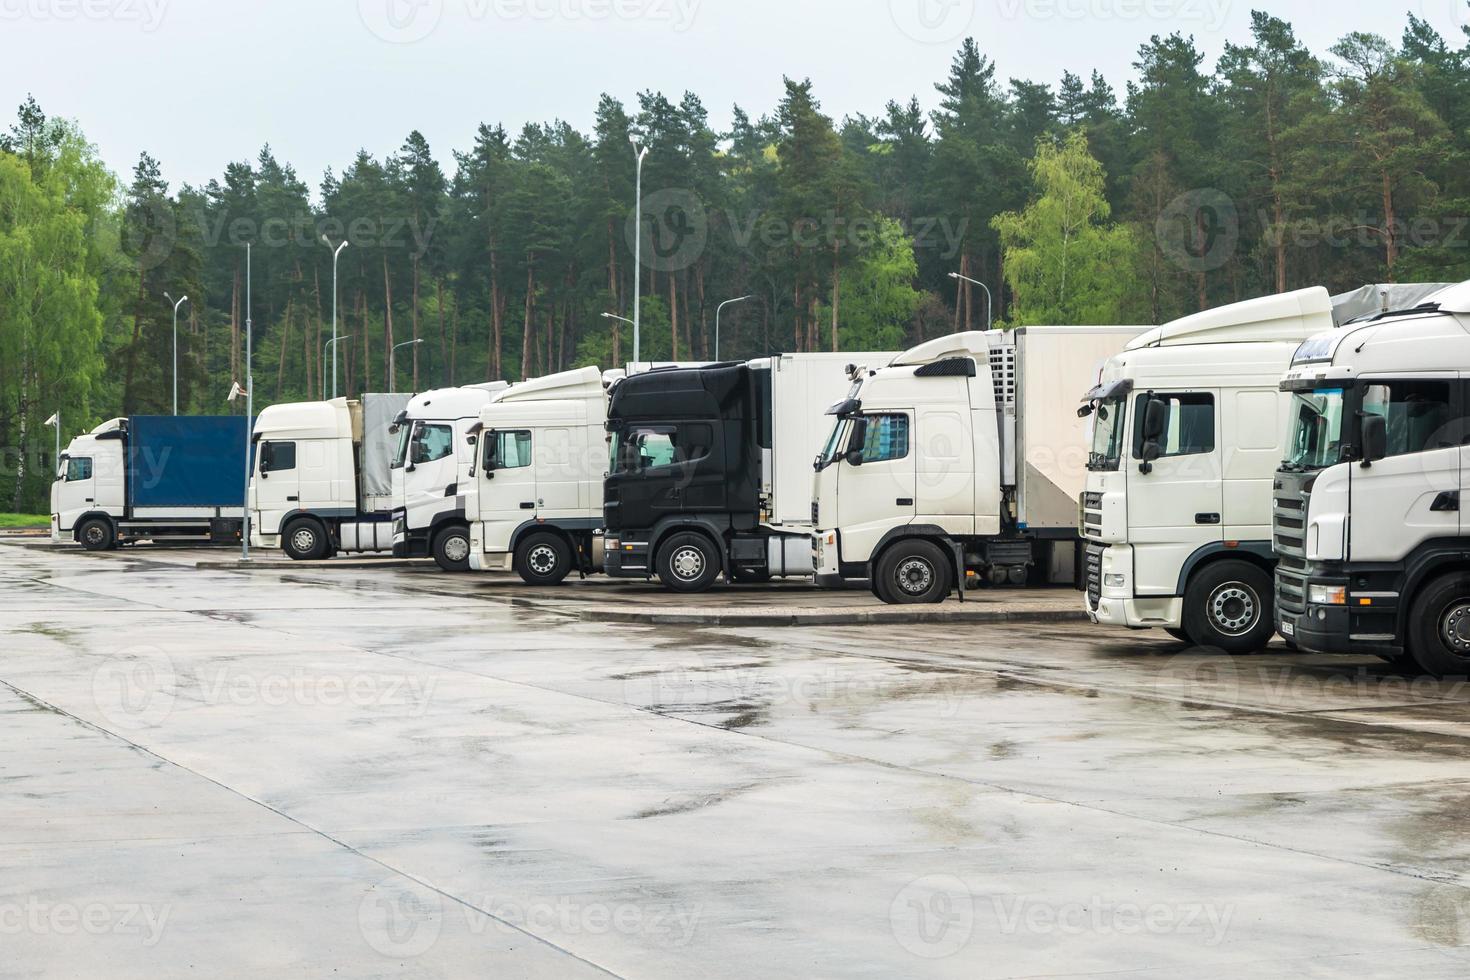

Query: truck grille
1273;475;1312;615
812;500;819;526
1081;492;1104;540
1085;543;1104;610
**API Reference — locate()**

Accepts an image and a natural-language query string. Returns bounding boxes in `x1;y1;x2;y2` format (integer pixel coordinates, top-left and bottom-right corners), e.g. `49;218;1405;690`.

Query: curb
551;606;1089;628
197;558;433;571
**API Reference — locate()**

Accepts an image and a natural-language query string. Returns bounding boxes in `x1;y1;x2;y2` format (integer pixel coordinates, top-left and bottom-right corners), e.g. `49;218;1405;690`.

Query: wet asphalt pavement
6;541;1470;978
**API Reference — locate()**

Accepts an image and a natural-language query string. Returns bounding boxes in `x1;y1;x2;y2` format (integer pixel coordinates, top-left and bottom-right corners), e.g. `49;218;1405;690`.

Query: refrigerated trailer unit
51;416;250;550
248;394;411;560
603;353;895;592
811;327;1145;603
388;382;510;571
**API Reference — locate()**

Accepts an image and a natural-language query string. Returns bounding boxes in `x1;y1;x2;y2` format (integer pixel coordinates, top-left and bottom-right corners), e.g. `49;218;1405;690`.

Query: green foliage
994;131;1137;325
821;217;923;351
0;513;48;529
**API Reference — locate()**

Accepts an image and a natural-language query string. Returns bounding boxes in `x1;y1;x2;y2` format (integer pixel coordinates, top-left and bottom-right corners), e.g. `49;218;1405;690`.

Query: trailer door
1127;390;1224;596
836;412;917;565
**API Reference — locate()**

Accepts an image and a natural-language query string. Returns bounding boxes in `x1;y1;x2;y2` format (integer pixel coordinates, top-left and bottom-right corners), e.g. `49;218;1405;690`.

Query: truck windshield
1087;396;1127;471
1284;389;1346;471
815;419;848;470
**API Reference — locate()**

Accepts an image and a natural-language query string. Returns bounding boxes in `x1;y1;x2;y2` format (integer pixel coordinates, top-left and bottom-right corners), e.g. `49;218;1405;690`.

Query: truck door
535;426;579;517
55;455;96;530
607;422;722;529
256;440;300;533
836;412;918;565
479;429;536;553
1126;390;1224;596
405;422;458;532
1349;378;1460;560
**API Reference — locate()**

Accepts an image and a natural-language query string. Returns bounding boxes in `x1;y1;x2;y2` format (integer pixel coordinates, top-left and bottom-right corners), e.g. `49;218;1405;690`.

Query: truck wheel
655;532;722;593
1182;560;1274;654
874;540;952;605
514;532;572;586
1407;572;1470;677
78;517;115;552
283;519;329;561
432;525;472;573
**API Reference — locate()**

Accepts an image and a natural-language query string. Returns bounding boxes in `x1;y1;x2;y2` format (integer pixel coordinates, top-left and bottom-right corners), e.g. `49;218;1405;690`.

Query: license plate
1280;620;1295;638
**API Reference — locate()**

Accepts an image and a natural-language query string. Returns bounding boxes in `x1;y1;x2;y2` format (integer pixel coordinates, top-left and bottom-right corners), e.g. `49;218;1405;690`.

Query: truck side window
488;431;533;470
66;457;93;482
861;415;910;463
1134;394;1215;458
412;424;454;464
1361;381;1455;457
262;442;297;474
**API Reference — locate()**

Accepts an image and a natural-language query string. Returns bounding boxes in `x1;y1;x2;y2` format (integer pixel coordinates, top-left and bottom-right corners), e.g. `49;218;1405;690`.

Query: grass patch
0;514;49;529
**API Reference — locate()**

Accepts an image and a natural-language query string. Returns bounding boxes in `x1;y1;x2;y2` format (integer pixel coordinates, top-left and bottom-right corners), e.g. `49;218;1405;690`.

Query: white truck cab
1275;280;1470;674
249;394;409;560
813;327;1142;603
388;382;509;571
466;367;614;583
52;420;127;547
1080;287;1337;651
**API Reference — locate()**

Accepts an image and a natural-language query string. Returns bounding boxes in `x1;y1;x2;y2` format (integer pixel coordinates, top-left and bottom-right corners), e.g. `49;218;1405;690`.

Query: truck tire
514;532;572;586
1182;560;1275;654
1407;572;1470;677
655;532;722;593
78;517;115;552
283;519;329;561
874;539;952;605
432;525;472;573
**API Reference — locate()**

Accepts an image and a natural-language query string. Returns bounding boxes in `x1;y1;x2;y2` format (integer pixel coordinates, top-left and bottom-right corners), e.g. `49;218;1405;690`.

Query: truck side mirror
482;431;500;476
1361;413;1387;467
845;419;868;467
1138;397;1167;474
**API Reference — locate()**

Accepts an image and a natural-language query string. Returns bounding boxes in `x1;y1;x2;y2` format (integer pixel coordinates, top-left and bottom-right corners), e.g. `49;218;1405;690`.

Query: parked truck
465;367;614;583
603;353;894;592
388;382;509;571
811;328;1143;603
1274;280;1470;675
1081;284;1451;653
248;394;410;560
51;416;250;550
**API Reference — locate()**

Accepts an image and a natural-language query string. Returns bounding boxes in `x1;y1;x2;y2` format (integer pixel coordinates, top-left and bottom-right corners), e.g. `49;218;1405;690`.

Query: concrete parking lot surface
6;539;1470;977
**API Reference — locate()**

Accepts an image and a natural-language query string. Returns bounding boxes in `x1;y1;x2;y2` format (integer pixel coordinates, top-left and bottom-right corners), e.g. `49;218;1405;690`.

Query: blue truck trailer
51;416;251;550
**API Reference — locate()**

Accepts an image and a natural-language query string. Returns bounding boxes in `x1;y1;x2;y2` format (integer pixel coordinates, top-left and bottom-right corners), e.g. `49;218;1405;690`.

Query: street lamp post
243;243;253;561
630;139;649;368
322;237;349;398
948;271;994;331
714;295;755;361
323;336;354;397
601;312;633;366
163;292;189;415
389;338;424;394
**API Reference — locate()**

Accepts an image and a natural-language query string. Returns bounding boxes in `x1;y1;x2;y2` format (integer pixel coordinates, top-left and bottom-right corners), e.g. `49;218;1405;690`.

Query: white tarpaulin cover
360;393;411;497
1331;283;1452;325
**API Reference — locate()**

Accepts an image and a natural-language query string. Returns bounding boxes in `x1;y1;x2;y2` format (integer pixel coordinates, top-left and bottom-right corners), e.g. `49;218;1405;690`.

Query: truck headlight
1309;584;1347;606
1104;574;1127;588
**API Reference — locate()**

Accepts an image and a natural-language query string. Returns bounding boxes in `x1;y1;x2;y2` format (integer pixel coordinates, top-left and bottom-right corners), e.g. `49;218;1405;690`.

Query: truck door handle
85;498;94;503
521;502;535;510
1196;513;1221;525
897;498;914;506
286;496;299;502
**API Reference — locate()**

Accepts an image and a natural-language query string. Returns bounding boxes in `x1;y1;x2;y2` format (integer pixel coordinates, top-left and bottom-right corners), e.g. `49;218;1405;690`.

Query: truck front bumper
1087;595;1184;630
602;535;651;579
812;529;868;588
1277;571;1400;658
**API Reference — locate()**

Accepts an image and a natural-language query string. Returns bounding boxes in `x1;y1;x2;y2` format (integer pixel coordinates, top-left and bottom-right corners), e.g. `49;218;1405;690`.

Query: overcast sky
4;0;1462;192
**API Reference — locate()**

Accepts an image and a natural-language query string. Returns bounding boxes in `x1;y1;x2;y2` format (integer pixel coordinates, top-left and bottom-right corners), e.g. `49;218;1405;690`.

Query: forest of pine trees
4;14;1470;511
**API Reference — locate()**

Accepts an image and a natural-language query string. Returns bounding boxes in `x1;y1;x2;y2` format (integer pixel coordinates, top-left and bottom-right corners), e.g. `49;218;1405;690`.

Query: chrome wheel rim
1209;582;1258;636
1439;602;1470;653
528;544;558;576
442;535;470;564
291;528;317;554
671;546;704;581
897;557;934;596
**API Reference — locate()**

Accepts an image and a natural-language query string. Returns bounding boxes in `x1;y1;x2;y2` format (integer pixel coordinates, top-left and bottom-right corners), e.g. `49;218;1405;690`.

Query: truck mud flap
950;540;967;602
